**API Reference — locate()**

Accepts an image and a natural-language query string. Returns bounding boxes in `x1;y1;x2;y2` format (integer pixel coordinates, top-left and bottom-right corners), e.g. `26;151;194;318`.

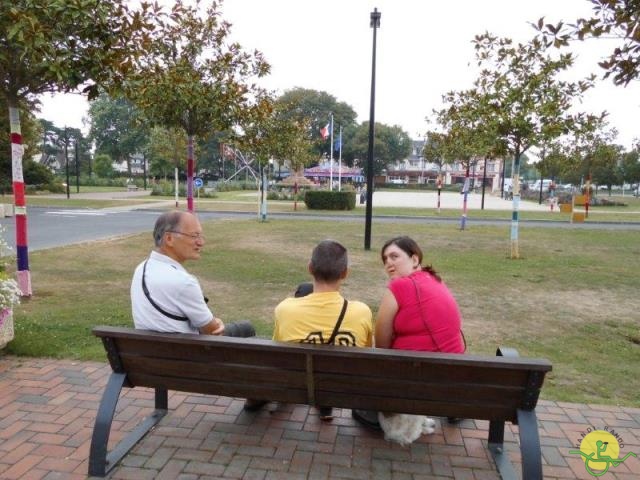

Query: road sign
193;177;203;188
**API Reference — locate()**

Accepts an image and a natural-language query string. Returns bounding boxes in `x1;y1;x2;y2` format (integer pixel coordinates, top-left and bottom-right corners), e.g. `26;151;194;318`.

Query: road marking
46;210;107;216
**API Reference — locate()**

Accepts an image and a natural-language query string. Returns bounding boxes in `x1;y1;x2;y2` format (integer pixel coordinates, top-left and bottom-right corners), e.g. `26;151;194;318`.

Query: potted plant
0;224;21;349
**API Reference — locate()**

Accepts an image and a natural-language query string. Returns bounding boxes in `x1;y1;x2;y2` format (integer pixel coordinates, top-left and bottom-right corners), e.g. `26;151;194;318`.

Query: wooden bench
126;184;138;192
89;326;552;479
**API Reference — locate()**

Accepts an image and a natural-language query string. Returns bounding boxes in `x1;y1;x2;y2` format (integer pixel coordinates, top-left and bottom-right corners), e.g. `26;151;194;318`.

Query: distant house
385;139;505;191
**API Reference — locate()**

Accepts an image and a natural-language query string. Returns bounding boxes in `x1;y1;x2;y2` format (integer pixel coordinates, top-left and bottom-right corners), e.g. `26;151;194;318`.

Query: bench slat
127;373;310;404
315;373;533;406
114;337;308;370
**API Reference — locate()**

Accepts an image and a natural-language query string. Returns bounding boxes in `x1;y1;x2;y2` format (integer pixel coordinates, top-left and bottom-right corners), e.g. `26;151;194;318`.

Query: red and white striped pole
9;106;32;296
186;135;194;212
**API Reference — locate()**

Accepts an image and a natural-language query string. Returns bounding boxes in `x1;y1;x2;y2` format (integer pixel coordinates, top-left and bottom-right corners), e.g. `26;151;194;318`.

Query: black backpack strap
142;259;189;322
327;299;348;345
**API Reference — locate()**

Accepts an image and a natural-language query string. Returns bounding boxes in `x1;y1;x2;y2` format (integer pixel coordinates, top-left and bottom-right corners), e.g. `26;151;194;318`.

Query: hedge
304;190;356;210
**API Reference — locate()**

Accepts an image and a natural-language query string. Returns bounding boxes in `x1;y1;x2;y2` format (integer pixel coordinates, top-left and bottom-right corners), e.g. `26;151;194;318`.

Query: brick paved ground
0;356;638;480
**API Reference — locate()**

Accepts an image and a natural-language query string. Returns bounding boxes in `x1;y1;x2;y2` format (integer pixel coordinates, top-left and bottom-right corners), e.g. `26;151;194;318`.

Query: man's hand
200;317;225;335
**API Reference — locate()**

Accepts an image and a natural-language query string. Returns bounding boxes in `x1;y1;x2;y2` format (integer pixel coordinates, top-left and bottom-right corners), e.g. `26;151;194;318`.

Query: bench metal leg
488;419;518;480
487;411;543;480
517;408;543;480
88;373;167;477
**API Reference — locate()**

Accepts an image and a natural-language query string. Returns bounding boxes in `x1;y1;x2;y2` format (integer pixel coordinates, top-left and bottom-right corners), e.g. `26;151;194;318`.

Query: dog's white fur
378;413;436;446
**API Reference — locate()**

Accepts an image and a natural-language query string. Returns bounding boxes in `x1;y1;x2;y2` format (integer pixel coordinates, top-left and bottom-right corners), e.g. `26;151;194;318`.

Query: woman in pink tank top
375;236;465;353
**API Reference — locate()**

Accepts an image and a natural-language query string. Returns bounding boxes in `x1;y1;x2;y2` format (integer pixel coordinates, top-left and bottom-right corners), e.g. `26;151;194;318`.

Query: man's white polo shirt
131;250;213;333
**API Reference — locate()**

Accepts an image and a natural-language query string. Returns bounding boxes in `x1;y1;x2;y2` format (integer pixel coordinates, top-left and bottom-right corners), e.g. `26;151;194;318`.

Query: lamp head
370;8;381;28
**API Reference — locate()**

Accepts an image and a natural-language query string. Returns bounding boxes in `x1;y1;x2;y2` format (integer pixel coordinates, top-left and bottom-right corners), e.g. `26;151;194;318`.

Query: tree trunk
510;148;522;259
8;104;32;296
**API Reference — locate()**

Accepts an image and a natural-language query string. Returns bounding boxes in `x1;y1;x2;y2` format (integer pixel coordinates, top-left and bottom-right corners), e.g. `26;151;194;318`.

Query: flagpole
338;125;342;192
329;113;334;191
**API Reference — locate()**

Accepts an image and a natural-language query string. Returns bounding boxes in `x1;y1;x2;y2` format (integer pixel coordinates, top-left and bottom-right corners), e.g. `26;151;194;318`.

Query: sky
38;0;638;151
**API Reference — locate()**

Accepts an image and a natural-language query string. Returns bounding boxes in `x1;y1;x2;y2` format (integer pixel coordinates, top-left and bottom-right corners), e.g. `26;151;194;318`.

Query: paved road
2;203;639;253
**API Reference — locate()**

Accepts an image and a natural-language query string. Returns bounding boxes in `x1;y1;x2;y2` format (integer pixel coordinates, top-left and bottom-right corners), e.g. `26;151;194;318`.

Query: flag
320;122;330;140
334;133;342;151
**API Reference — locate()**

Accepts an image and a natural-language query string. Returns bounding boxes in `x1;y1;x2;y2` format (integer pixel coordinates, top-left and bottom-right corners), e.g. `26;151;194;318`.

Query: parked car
530;179;553;192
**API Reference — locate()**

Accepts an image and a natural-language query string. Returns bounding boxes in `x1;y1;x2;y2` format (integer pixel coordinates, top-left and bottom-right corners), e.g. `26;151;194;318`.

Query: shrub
267;190;305;201
214;181;257;192
78;175;128;187
304;190;355;210
150;180;217;198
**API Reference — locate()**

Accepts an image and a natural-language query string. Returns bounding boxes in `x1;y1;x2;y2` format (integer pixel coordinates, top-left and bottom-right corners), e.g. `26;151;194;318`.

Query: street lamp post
64;128;70;200
364;7;381;251
74;135;80;194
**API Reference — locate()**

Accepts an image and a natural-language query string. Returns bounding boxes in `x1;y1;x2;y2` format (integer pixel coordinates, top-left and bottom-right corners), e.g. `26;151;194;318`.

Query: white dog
378;413;436;446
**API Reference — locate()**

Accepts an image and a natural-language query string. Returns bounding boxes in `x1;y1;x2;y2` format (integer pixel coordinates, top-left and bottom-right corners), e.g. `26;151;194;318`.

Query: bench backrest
94;326;552;422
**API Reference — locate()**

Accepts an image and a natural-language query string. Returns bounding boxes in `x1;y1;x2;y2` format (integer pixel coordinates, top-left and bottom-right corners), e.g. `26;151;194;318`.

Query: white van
530;179;553;192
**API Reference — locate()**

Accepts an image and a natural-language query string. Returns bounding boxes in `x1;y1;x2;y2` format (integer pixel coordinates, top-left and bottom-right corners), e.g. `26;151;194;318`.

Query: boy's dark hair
310;240;348;282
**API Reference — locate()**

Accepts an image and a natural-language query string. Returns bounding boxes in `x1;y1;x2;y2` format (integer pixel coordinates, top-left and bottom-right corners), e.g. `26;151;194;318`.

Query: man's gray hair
153;211;185;247
310;240;348;282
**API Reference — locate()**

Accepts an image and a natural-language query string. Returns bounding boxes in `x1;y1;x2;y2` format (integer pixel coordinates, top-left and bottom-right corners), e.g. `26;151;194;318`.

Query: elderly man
131;210;232;335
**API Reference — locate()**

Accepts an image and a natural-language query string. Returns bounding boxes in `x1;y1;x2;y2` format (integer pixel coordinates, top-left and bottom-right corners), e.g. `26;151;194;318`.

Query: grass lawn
3;217;639;408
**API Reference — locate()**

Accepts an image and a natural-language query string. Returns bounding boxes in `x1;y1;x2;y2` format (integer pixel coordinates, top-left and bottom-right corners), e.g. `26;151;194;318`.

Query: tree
434;83;510;217
122;0;270;212
1;0;157;295
276;88;358;158
147;126;189;181
620;146;640;191
471;33;602;258
347;123;412;177
590;143;624;193
537;142;570;182
422;131;449;173
536;0;640;85
234;99;315;219
93;154;114;179
88;94;148;176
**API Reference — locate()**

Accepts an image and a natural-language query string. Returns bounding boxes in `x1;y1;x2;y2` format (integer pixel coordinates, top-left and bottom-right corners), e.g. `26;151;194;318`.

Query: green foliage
535;0;640;85
436;32;604;257
151;180;183;197
88;94;149;175
123;0;270;138
74;176;129;187
150;180;217;198
620;147;640;185
267;190;304;201
146;125;190;179
214;181;258;192
1;0;158;104
23;160;55;185
422;131;448;171
304;190;355;210
236;99;315;172
348;122;413;176
590;143;624;187
93;154;114;179
276;88;358;158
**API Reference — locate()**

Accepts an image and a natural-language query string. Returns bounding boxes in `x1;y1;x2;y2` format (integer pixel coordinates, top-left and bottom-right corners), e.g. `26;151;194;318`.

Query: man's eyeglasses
167;230;205;241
